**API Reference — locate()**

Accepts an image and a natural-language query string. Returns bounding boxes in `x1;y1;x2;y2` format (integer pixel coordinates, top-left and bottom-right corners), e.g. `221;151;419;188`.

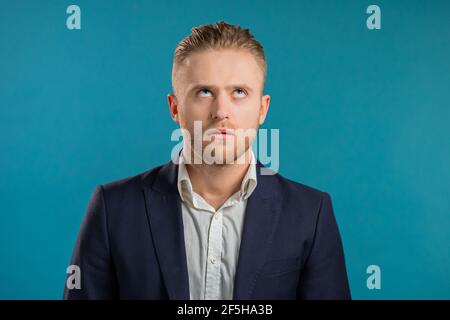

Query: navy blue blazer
63;160;351;300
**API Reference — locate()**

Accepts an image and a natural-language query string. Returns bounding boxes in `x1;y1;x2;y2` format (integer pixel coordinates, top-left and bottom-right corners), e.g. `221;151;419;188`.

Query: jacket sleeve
296;192;351;299
63;185;118;299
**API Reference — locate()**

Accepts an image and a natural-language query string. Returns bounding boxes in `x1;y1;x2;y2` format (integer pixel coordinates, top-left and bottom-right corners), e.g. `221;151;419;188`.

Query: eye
233;88;247;97
198;88;212;97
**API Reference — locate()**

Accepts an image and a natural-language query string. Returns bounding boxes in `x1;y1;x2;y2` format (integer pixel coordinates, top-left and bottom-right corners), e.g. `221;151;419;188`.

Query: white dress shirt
176;150;258;300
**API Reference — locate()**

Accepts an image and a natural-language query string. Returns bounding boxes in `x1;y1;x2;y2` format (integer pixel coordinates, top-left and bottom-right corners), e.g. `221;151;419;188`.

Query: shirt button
210;257;216;264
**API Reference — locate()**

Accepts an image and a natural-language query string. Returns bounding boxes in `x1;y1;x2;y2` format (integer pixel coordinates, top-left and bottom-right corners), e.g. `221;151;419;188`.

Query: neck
183;148;253;209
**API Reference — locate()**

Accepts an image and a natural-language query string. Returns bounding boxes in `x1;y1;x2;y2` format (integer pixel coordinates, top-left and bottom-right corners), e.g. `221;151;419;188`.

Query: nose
210;92;231;120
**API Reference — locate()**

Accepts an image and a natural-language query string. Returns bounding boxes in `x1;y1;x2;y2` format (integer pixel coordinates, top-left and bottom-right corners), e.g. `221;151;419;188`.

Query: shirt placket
204;209;223;300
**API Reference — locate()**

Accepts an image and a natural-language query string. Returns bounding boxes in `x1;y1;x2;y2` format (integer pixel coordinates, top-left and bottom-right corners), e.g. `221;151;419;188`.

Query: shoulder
265;170;331;212
270;169;328;200
97;163;166;199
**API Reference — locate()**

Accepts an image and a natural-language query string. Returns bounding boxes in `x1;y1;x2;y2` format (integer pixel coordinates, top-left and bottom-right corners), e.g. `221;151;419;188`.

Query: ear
167;93;180;124
258;94;270;125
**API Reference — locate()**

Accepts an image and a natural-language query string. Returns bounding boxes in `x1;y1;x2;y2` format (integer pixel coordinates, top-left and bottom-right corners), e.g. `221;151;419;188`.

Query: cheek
179;107;201;127
234;101;261;126
182;100;212;120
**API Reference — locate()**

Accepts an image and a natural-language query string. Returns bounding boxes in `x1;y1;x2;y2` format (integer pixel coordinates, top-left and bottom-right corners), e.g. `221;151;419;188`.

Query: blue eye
198;89;212;97
234;89;247;97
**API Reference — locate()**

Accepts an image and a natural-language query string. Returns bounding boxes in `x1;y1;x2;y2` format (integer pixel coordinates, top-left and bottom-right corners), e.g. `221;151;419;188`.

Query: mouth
207;128;235;140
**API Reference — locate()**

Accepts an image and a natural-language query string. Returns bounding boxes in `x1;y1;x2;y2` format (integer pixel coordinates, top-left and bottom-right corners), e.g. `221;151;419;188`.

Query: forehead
179;48;264;92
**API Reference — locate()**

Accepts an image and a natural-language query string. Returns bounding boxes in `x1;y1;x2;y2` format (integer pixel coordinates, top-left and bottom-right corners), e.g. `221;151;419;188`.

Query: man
64;21;351;300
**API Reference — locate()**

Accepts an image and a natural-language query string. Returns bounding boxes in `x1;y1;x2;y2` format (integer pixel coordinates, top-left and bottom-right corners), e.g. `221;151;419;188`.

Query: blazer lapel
141;159;282;300
233;161;283;299
142;162;190;300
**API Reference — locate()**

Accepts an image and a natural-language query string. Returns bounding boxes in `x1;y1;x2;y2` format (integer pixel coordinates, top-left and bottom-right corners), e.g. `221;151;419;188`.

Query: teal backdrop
1;0;449;299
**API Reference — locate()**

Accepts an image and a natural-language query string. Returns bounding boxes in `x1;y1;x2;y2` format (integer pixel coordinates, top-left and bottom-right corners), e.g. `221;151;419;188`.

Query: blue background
1;0;449;299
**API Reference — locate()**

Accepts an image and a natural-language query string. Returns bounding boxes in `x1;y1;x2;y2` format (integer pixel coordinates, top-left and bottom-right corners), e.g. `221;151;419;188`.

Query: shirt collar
177;150;258;205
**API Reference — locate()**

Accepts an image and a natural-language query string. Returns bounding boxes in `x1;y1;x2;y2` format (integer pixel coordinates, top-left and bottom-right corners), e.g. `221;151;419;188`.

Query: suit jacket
63;160;351;300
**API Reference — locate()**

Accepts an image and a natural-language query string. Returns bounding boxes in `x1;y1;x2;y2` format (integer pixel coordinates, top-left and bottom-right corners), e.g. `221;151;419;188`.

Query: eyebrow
188;84;254;94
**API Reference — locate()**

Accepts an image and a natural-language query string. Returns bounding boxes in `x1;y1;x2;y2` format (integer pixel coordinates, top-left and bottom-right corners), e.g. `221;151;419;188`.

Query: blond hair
172;21;266;96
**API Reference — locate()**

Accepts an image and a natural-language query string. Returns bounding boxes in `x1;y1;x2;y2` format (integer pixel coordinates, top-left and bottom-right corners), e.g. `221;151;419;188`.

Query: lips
218;128;234;135
208;127;235;138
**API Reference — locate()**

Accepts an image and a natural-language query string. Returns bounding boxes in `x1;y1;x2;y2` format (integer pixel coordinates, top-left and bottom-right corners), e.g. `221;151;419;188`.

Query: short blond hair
172;21;266;95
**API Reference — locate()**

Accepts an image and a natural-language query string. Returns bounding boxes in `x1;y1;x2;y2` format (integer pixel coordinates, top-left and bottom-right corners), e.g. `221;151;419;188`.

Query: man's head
168;21;270;164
